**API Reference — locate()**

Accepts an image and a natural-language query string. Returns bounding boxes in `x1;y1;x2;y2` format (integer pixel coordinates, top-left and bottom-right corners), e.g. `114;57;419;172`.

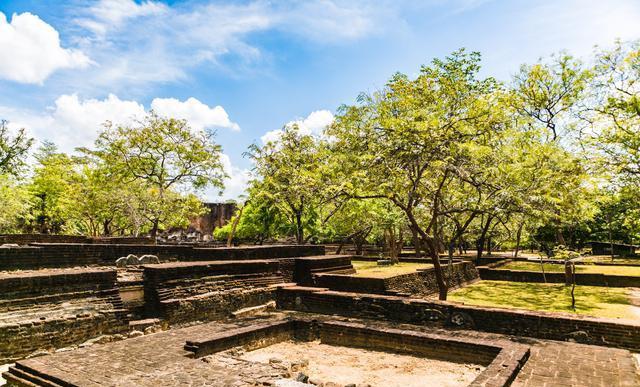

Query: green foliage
0;174;31;232
247;125;329;244
27;142;78;233
0;120;33;176
85;112;225;235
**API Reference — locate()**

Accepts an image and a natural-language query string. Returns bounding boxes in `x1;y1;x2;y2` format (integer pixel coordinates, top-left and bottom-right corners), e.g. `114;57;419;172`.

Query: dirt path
628;288;640;319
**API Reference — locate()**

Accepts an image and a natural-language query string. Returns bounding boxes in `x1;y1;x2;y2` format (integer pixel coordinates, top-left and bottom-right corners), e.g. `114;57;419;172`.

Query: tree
511;54;590;142
27;142;77;234
87;112;226;236
0;174;31;232
247;125;329;244
0;120;33;176
588;41;640;184
328;50;504;300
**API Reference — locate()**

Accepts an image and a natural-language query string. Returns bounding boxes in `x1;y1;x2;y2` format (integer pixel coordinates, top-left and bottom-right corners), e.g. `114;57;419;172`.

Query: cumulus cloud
215;154;251;201
150;97;240;131
0;94;237;152
0;12;91;84
261;110;334;144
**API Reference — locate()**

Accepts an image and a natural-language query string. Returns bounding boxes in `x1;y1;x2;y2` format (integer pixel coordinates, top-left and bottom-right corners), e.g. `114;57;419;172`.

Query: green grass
351;261;432;278
499;261;640;276
448;280;637;319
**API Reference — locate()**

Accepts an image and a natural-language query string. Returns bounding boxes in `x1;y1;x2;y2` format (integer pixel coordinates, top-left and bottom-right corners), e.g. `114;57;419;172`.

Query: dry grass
351;261;432;278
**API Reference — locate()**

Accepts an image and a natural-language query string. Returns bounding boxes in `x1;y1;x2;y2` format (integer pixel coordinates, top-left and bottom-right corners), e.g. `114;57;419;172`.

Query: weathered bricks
277;286;640;351
0;243;326;271
0;268;128;363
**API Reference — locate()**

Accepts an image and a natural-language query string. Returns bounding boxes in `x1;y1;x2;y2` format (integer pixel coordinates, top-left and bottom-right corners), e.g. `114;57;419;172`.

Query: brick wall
0;244;326;271
478;267;640;287
293;255;355;285
0;268;128;363
277;286;640;352
143;260;286;324
315;261;478;296
184;319;528;387
0;234;155;245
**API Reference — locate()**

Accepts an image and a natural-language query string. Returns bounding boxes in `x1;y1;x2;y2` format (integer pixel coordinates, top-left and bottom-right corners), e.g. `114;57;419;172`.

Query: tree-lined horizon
1;40;639;299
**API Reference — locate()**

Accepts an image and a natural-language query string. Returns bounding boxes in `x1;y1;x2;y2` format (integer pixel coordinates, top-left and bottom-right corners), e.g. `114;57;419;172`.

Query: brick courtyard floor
5;312;639;387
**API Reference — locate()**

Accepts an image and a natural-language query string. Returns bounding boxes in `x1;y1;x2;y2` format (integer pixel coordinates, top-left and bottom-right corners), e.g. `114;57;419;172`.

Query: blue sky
1;0;639;200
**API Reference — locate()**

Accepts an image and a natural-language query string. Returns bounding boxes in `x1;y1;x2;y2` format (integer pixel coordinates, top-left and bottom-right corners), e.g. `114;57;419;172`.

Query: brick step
129;318;162;331
231;301;276;319
4;365;64;387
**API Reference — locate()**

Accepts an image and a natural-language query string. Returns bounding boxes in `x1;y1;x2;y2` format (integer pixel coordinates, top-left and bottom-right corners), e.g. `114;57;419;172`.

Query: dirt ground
240;341;483;387
0;363;11;386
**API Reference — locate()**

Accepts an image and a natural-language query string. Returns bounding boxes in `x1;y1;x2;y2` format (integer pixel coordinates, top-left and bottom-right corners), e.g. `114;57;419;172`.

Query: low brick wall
0;234;155;245
184;318;529;387
315;261;479;296
293;255;355;285
0;268;128;363
478;267;640;287
143;260;287;324
276;286;640;352
0;244;326;271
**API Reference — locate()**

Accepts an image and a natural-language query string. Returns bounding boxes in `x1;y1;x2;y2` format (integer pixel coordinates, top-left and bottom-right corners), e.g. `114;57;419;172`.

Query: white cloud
76;0;167;37
261;109;334;144
0;12;91;84
1;94;237;152
151;97;240;131
215;154;251;201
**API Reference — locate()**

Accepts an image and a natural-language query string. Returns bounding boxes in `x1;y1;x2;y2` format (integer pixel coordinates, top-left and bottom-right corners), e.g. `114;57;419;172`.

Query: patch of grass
448;280;637;319
499;261;640;276
351;261;432;278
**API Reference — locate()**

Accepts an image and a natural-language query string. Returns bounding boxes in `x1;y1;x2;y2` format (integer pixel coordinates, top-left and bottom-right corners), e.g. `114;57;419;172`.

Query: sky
1;0;639;201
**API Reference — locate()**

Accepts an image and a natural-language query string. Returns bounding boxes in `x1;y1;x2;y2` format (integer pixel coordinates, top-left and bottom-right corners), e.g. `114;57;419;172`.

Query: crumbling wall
0;268;128;363
143;260;286;324
277;286;640;352
314;261;478;296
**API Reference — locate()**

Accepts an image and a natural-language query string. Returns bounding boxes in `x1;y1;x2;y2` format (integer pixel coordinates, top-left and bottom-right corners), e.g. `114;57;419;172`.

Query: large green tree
328;50;504;299
87;112;225;236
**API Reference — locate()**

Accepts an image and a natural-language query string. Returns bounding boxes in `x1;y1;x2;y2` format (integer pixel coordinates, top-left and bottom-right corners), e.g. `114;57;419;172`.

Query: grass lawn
448;280;638;319
351;261;432;278
498;261;640;276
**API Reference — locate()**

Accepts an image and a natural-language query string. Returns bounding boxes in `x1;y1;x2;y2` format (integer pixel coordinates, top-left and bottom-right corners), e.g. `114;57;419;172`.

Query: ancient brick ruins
0;237;638;386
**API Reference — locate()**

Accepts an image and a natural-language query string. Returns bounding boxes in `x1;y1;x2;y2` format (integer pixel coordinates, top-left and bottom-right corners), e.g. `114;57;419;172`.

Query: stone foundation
0;268;129;363
315;261;478;296
143;260;287;324
277;286;640;351
184;319;530;387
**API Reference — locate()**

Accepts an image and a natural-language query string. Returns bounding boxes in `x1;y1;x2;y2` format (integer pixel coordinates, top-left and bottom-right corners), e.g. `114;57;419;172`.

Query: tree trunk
227;203;246;247
514;222;524;258
295;211;303;244
555;225;566;246
150;218;160;238
476;215;494;262
425;237;448;300
412;228;422;258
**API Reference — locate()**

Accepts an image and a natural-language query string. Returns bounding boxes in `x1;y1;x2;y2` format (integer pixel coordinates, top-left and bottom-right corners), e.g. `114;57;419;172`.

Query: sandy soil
241;341;483;387
0;363;12;386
